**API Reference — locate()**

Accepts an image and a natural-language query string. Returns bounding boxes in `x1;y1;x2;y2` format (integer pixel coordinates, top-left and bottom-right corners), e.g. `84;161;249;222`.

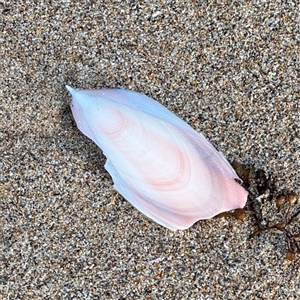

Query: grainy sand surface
0;1;299;299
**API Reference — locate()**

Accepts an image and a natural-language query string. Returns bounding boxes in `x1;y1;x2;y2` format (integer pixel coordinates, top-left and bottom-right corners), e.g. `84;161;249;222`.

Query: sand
0;1;299;299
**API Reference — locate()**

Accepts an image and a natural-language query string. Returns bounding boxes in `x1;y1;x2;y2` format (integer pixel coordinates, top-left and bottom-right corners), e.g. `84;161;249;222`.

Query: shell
67;86;248;230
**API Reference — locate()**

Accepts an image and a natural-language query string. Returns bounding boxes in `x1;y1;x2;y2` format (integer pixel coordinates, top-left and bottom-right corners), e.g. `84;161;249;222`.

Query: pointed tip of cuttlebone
66;85;76;94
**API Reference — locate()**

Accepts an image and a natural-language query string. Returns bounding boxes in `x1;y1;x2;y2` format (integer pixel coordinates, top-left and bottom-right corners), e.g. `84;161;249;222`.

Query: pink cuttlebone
67;86;248;230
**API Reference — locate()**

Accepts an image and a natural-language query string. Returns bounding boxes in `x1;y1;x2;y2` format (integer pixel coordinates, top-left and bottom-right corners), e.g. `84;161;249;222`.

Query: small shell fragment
67;86;248;230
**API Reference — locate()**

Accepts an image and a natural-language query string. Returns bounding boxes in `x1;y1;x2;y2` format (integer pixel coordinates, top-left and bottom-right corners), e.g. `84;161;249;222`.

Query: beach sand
0;1;299;299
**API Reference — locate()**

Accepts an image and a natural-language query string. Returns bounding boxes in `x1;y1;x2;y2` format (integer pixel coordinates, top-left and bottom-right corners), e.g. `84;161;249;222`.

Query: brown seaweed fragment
232;161;299;260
